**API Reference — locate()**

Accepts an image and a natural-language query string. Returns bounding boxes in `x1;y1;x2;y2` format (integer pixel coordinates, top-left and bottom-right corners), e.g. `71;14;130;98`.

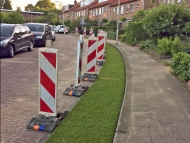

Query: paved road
0;34;94;143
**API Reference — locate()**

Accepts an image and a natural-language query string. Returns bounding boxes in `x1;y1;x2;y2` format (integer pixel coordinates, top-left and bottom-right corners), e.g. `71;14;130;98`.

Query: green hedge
125;21;147;45
107;32;116;40
92;26;117;36
171;52;190;81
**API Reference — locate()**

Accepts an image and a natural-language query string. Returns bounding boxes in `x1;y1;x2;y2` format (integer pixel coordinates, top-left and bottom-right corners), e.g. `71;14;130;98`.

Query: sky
11;0;73;11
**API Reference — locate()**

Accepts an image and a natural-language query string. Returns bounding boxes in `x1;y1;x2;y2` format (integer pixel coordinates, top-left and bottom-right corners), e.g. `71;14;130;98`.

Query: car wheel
28;41;34;51
8;45;14;58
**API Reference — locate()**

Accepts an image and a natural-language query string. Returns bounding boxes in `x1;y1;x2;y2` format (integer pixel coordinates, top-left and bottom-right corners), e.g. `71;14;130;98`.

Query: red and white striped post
75;35;84;86
64;27;67;34
86;36;97;73
97;34;106;61
75;27;78;36
97;29;101;36
39;48;58;117
83;28;86;37
89;28;93;37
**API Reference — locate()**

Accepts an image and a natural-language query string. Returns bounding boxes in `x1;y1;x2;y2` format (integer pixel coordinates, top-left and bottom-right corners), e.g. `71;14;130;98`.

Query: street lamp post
116;0;120;45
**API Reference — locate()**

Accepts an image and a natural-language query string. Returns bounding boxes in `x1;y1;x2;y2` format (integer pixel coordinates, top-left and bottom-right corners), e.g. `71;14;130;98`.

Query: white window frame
126;4;129;13
120;5;124;14
99;7;101;15
171;0;174;3
93;10;95;16
96;8;98;16
136;3;139;7
102;7;104;14
116;6;119;15
130;3;134;12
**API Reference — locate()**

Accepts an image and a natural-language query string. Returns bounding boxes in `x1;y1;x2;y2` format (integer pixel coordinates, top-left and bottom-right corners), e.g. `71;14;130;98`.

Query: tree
46;12;58;24
132;10;145;22
35;0;56;11
7;11;25;24
3;0;12;10
25;4;34;11
142;3;190;38
64;19;71;27
16;7;22;12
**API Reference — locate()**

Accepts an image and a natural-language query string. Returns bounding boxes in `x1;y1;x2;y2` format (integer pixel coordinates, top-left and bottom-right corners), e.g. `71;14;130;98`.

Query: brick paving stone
1;34;100;143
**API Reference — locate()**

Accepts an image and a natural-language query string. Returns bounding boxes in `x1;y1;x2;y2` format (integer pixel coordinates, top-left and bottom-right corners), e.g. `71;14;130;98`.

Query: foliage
46;12;57;24
156;36;184;55
64;19;71;27
25;4;35;11
3;0;12;10
132;10;145;22
106;20;117;27
54;20;62;26
0;11;25;24
120;17;126;22
140;39;157;50
36;16;47;23
142;3;190;38
16;7;22;12
34;0;56;11
102;18;108;24
125;21;147;45
171;52;190;81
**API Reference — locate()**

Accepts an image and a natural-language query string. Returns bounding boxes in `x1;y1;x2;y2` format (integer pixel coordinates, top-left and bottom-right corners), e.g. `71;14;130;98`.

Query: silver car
49;25;56;41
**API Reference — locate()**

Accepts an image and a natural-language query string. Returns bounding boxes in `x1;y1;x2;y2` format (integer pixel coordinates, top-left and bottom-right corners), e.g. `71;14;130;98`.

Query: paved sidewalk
107;40;190;143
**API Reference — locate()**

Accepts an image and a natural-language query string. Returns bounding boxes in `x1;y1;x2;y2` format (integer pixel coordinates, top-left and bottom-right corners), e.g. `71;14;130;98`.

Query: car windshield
60;26;64;28
0;26;13;37
25;24;44;32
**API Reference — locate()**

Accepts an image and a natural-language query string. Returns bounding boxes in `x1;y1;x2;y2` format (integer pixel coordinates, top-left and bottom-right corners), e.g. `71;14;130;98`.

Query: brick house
59;0;190;25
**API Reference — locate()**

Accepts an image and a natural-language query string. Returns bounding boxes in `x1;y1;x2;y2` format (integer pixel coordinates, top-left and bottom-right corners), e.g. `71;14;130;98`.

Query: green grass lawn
45;43;126;143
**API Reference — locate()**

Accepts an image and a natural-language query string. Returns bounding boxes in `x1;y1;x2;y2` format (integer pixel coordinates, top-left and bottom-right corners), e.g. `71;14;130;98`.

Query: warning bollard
97;33;106;66
27;48;68;133
83;28;86;37
97;29;101;36
89;28;93;37
64;27;67;34
82;35;98;82
75;27;78;36
63;35;89;97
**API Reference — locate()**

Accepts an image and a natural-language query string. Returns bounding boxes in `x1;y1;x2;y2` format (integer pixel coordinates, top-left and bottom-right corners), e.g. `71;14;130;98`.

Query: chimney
74;0;77;4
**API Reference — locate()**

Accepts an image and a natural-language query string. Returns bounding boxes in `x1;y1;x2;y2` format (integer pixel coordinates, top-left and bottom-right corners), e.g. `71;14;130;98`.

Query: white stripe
40;85;56;113
97;49;104;59
40;53;56;83
87;58;96;71
98;37;105;47
88;41;97;55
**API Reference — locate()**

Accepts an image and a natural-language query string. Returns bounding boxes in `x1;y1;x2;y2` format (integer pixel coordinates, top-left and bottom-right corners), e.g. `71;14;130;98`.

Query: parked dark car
0;23;35;58
24;23;52;46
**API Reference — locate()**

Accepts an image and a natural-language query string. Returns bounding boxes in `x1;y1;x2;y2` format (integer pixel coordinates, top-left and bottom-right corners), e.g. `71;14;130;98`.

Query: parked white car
56;25;68;34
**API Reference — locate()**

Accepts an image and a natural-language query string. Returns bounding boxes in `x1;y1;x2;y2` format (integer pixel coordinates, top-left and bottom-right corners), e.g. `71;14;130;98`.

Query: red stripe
98;36;104;41
87;50;96;63
98;43;104;52
88;66;95;72
41;52;56;68
88;40;96;47
40;99;53;113
40;69;55;98
98;55;103;60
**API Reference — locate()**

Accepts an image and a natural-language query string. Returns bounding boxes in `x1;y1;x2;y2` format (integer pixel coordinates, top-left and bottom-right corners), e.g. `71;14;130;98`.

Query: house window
171;0;174;3
167;0;170;3
120;5;124;14
130;4;134;12
113;8;115;12
78;11;80;17
99;7;101;15
102;7;104;14
178;0;181;2
116;6;119;15
96;8;98;15
136;3;139;7
163;0;166;3
93;10;95;16
126;4;129;13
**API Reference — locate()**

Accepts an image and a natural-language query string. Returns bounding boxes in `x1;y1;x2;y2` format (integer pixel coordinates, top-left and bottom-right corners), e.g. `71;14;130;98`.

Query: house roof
59;2;80;14
110;0;136;7
74;0;98;11
88;0;112;10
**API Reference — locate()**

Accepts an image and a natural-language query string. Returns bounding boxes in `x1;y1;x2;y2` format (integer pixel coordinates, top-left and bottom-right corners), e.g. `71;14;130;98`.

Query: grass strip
46;43;126;143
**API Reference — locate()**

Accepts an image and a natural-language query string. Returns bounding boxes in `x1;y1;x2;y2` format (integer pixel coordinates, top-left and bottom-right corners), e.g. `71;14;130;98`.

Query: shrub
140;39;156;50
171;52;190;81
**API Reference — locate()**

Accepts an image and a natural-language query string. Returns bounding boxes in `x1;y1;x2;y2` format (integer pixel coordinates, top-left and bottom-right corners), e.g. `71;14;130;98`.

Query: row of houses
59;0;189;25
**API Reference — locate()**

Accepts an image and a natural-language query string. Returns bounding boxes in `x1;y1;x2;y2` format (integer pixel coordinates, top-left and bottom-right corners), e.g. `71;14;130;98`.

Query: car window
25;24;44;32
20;27;27;35
0;26;13;37
45;25;51;31
60;26;64;28
13;27;21;37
